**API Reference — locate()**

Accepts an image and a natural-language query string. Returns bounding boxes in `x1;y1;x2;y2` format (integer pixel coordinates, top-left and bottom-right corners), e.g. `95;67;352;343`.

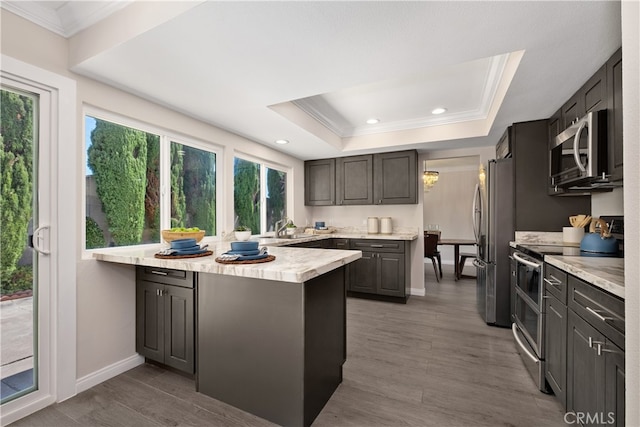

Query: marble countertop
511;240;624;299
253;230;418;246
544;255;624;299
93;243;361;283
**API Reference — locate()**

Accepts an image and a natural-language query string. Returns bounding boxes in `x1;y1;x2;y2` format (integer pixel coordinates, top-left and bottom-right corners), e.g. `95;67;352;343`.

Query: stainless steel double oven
511;249;548;392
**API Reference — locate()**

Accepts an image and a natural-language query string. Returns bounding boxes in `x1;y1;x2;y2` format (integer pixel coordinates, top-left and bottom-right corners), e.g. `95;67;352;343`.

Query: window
233;157;287;234
170;141;216;234
85;113;218;249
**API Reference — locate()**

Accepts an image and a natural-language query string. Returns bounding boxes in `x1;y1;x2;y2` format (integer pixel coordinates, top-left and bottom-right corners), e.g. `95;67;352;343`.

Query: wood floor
10;264;566;426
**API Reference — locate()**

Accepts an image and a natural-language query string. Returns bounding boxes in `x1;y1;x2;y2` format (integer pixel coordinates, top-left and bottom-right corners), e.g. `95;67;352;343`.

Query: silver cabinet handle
543;278;562;288
371;244;384;248
586;306;614;323
150;270;168;276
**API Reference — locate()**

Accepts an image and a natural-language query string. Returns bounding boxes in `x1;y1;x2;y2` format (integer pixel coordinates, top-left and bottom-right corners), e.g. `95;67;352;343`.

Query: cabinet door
136;280;165;363
544;295;567;409
377;253;405;297
583;65;607;114
164;285;195;374
336;155;373;205
604;341;625;427
332;238;349;250
373;150;417;205
607;48;623;181
548;108;562;145
567;310;605;419
562;93;583;129
304;159;335;206
349;251;377;294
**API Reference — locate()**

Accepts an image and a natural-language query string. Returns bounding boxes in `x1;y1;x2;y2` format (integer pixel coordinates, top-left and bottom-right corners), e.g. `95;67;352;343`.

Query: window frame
233;152;291;235
82;106;222;256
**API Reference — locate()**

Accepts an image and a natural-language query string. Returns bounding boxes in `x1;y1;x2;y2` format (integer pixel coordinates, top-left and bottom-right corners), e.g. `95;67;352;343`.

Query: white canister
367;217;379;234
380;217;392;234
563;226;585;244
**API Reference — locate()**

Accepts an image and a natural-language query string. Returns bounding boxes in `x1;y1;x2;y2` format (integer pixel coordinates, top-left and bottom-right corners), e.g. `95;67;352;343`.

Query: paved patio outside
0;296;34;398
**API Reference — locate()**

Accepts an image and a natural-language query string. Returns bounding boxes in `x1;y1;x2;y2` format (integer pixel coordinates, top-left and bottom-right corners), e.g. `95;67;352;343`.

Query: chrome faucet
275;218;292;237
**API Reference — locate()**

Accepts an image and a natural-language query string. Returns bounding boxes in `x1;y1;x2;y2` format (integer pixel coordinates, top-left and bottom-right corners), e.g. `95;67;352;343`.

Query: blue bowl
170;238;197;249
230;241;259;251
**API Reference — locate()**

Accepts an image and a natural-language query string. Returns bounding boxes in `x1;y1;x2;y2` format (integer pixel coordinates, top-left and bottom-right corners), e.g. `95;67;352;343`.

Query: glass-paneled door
0;85;50;405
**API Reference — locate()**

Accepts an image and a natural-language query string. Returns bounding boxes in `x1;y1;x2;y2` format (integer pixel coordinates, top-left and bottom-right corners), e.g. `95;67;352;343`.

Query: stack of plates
222;241;269;261
167;238;208;256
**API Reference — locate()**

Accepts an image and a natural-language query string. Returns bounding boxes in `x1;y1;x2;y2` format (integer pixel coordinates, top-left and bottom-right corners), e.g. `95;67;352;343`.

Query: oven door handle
512;324;539;365
513;252;542;269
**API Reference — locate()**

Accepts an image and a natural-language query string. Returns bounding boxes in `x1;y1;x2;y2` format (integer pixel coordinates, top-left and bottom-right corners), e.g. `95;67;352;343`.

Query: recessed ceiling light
274;139;289;145
431;107;447;115
366;118;380;124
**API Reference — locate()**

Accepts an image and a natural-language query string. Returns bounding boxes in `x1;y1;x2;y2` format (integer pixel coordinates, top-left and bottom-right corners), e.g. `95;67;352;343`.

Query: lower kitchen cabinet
348;239;409;302
567;310;605;423
136;266;195;374
545;293;567;408
564;274;625;427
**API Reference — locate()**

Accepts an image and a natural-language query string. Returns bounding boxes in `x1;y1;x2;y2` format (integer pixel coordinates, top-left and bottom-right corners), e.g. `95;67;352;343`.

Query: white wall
591;187;624;217
622;1;639;424
423;164;478;264
2;10;305;381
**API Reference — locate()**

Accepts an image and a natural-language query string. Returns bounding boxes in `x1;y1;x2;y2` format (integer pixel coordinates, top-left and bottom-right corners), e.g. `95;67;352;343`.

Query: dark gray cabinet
604;342;625;427
565;275;625;426
567;310;604;423
331;238;349;250
348;239;409;301
550;47;623;188
561;65;606;129
286;239;330;249
305;158;335;206
606;47;623;182
304;150;417;206
543;264;568;409
336;155;373;205
508;120;590;230
136;267;195;374
373;150;417;205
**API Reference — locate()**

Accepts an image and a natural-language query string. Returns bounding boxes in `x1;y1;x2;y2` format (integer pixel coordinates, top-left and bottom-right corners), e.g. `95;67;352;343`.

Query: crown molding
292;53;509;138
1;1;132;38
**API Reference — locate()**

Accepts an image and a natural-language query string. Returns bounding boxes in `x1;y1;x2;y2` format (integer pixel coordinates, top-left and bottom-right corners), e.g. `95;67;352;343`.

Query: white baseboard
75;354;144;394
411;287;426;297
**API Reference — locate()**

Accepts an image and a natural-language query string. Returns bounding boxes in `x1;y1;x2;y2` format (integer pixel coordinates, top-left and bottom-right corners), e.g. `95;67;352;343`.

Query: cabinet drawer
568;276;624;349
544;264;567;304
137;266;195;288
350;239;404;253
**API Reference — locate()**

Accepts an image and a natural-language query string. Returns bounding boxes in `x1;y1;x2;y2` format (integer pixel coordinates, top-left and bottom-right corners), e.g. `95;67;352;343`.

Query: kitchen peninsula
93;243;361;427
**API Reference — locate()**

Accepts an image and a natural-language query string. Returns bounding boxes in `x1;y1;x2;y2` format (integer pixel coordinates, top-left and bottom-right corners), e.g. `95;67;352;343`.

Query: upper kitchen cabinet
305;158;336;206
561;65;606;129
548;108;562;147
304;150;418;206
606;47;623;181
551;47;623;185
336;155;373;205
510;120;591;230
373;150;418;205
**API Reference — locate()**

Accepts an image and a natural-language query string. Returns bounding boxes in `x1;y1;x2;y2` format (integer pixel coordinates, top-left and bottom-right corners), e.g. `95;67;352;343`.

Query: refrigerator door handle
472;183;481;243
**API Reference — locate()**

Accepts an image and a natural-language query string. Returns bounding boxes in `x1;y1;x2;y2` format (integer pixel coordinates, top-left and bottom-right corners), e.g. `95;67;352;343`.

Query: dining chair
424;232;443;282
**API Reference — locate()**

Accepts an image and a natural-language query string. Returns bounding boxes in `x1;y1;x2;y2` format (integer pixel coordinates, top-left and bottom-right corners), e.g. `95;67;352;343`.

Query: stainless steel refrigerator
473;158;514;327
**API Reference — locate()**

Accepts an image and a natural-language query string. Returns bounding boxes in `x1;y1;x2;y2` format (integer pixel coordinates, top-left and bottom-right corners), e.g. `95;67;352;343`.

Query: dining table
438;238;477;280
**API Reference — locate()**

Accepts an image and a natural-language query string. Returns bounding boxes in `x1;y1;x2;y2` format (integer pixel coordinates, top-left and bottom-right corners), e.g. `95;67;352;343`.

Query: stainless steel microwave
549;110;613;190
